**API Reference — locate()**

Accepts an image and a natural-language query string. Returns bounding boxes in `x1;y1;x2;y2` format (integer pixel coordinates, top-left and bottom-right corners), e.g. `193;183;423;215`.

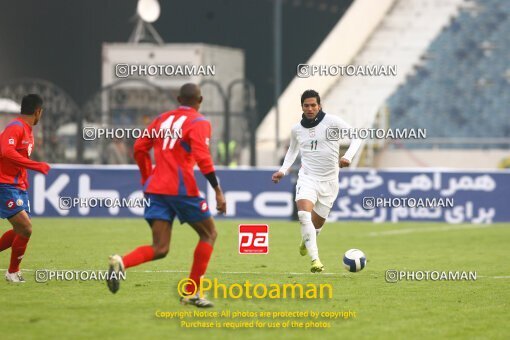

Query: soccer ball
343;249;367;272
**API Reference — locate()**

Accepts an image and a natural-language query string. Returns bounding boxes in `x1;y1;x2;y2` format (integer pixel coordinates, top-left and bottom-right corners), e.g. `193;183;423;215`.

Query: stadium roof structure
0;98;20;113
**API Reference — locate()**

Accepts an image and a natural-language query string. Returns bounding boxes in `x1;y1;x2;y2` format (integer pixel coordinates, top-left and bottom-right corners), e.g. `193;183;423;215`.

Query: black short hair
301;89;320;105
178;83;201;105
21;94;43;115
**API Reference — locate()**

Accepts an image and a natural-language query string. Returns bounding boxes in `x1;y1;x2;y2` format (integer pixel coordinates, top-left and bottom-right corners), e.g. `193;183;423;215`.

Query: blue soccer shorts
0;184;31;219
144;194;211;225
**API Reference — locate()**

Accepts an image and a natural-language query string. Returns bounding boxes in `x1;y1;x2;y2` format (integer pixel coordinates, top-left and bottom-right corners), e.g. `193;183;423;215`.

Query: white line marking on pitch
368;224;502;237
0;268;342;277
2;269;508;279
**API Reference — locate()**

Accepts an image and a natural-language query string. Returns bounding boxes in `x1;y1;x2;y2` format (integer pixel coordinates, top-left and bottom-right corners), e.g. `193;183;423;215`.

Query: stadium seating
388;0;510;147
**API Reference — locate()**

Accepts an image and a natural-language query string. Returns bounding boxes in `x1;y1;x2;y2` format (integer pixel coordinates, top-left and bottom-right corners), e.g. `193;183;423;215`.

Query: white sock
315;227;323;236
298;211;319;261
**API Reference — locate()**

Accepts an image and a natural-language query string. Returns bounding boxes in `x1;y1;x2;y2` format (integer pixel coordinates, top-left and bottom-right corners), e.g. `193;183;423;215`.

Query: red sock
122;245;155;269
9;234;30;273
0;229;16;252
186;241;214;294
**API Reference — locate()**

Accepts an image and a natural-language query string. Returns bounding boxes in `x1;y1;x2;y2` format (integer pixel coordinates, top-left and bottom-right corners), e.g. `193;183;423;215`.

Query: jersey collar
178;106;196;111
300;110;325;128
16;117;32;131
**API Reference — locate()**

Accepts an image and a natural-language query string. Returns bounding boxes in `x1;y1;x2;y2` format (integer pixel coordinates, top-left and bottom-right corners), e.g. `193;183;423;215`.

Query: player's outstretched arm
188;120;215;174
188;120;226;215
335;116;363;168
0;125;50;174
272;171;284;183
339;157;351;168
273;128;299;183
341;138;362;168
213;183;226;215
202;172;226;214
133;120;156;184
134;139;153;185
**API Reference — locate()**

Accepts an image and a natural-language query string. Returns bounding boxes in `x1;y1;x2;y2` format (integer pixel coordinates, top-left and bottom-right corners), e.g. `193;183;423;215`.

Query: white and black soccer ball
343;249;367;272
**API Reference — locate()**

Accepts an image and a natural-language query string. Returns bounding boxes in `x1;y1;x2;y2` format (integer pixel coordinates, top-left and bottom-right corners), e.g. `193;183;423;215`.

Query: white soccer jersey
279;114;362;181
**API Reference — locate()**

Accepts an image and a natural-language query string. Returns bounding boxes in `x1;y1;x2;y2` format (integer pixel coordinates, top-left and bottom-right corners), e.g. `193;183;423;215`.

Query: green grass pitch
0;218;508;339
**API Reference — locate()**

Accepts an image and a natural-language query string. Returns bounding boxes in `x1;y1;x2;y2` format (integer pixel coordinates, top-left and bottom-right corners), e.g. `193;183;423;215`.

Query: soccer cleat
107;254;125;294
5;270;25;283
311;259;324;273
299;239;308;256
180;294;214;308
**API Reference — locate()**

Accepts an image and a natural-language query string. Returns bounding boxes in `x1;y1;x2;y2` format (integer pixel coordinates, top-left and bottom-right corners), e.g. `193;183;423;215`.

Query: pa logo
238;224;269;254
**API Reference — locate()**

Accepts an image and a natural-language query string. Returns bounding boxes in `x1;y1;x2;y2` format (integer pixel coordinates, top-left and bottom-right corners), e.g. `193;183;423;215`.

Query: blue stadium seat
388;0;510;148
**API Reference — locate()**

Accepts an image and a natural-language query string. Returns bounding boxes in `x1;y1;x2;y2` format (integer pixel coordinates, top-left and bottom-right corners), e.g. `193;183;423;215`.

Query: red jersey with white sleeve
134;106;215;196
0;117;50;190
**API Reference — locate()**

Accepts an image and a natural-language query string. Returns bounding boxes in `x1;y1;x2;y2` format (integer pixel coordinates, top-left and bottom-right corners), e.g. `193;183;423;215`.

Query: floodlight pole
273;0;282;158
199;80;230;166
129;17;164;45
227;79;257;166
200;79;257;166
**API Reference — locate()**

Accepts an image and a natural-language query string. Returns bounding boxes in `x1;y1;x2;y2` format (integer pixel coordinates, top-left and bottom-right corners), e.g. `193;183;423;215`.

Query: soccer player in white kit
272;90;362;272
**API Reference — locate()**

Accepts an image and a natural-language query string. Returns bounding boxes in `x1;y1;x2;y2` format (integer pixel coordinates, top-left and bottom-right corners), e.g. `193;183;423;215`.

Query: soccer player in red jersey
107;83;226;307
0;94;51;282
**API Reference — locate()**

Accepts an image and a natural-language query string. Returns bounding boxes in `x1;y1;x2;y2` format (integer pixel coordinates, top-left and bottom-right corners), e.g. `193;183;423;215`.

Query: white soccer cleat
180;294;214;308
107;254;125;294
311;259;324;273
5;270;26;283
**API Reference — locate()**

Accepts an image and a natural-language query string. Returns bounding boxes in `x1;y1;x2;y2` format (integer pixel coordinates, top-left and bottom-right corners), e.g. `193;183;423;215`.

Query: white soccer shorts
295;174;339;218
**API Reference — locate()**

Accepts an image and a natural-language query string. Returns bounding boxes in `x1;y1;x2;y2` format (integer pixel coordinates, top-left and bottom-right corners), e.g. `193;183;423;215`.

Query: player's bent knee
24;228;32;238
199;229;217;244
206;230;217;245
210;228;218;242
16;228;32;239
153;250;169;259
192;218;217;243
13;224;32;238
153;245;169;259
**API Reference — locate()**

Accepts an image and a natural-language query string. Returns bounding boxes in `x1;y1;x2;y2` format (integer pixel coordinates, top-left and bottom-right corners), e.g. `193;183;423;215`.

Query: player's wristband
204;171;219;188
